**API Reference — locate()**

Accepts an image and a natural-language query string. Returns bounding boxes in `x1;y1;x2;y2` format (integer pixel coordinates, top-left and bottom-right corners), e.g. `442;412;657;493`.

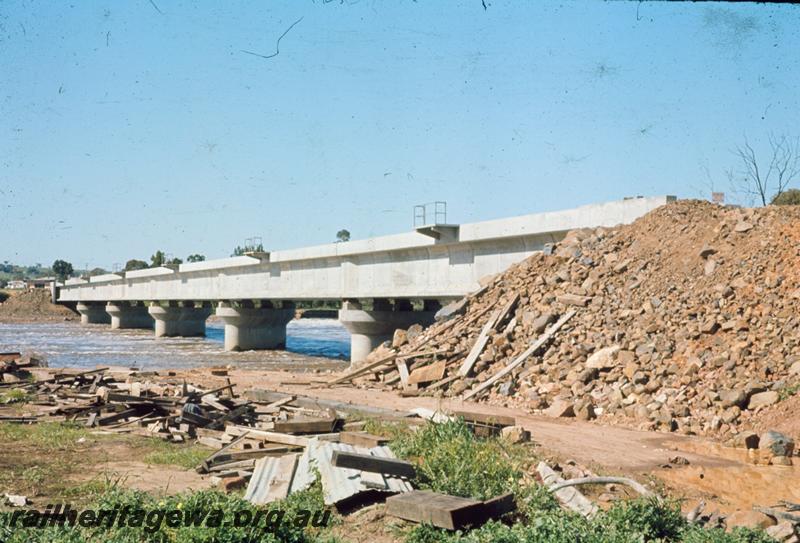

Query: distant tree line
124;251;206;271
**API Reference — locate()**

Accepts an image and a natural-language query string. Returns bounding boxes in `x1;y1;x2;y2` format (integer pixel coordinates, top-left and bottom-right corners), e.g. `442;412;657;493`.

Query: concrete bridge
58;196;674;363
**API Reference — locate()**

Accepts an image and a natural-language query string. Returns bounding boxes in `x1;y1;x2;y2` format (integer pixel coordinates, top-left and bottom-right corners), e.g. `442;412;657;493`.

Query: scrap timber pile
0;353;425;510
332;200;800;442
0;353;258;434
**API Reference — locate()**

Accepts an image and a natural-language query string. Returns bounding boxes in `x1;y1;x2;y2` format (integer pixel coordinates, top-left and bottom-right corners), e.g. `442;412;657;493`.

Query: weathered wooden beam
272;418;338;434
330;450;416;478
451;410;516;428
339;431;389;448
385;490;483;530
225;424;310;447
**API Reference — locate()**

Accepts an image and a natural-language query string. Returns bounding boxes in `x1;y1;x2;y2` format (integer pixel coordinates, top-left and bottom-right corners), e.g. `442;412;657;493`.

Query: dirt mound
0;289;77;320
365;200;800;443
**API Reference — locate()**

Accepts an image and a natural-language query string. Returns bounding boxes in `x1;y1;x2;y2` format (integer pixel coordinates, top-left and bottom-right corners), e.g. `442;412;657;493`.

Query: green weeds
141;438;212;470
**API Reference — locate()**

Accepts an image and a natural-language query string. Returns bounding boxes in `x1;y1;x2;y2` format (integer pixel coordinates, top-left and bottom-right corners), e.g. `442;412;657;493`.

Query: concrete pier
149;302;212;337
106;302;154;330
216;302;295;351
76;302;111;325
338;300;436;365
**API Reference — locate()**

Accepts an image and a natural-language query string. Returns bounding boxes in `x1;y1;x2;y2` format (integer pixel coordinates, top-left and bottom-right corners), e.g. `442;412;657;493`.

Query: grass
1;480;339;543
0;421;93;451
779;382;800;401
0;421;213;504
388;418;528;501
366;419;776;543
142;438;212;469
0;388;31;404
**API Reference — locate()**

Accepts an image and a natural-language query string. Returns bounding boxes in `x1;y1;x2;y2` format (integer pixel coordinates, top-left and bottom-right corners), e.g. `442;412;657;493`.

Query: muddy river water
0;318;350;371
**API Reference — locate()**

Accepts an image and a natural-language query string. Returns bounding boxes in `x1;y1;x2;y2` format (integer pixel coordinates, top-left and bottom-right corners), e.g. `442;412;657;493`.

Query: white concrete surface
58;196;674;304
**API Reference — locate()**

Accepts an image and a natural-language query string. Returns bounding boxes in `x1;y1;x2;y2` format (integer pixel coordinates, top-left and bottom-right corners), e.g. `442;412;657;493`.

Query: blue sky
1;1;799;268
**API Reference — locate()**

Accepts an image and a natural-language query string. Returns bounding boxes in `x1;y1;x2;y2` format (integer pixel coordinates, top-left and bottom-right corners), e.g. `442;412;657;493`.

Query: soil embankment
0;289;76;322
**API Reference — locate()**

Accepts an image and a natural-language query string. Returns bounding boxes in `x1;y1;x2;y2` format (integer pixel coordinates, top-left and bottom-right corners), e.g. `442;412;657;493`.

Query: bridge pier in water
338;299;438;366
105;302;154;330
76;302;111;324
216;301;295;351
149;301;213;337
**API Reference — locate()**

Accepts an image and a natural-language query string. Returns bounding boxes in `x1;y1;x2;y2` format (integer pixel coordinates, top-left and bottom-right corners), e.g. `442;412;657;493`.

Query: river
0;319;350;371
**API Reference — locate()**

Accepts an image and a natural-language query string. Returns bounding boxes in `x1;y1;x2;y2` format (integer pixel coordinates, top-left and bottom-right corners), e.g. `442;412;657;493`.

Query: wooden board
339;431;389;448
395;359;410;389
273;418;338;434
451;410;516;428
326;353;397;385
385;490;483;530
225;424;310;447
408;360;446;385
457;326;493;377
330;450;416;478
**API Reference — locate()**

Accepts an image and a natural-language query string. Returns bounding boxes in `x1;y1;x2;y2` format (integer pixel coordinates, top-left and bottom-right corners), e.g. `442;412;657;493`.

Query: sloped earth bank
363;200;800;446
0;289;77;321
167;367;800;517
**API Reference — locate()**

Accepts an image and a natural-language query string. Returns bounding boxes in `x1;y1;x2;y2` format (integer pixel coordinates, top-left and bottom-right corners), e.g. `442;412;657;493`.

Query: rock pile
351;200;800;443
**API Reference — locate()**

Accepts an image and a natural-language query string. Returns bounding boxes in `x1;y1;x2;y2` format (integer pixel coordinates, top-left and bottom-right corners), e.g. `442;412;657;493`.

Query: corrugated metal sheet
287;438;413;506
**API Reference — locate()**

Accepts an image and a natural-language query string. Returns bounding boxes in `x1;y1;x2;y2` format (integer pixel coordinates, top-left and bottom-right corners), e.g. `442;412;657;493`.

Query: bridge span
58;196;674;363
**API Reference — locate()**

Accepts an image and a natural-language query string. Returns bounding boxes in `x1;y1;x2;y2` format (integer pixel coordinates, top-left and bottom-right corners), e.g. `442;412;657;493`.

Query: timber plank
451;410;515;428
330;450;415;478
385;490;483;530
272;418;337;434
225;424;310;447
339;431;389;448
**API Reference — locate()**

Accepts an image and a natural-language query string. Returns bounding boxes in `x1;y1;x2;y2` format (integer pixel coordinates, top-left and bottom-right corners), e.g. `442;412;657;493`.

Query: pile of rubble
335;200;800;444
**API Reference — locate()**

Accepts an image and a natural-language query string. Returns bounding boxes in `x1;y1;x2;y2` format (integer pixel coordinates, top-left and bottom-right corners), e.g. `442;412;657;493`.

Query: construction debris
385;490;516;530
335;201;800;445
241;436;414;508
3;493;29;507
536;461;598;518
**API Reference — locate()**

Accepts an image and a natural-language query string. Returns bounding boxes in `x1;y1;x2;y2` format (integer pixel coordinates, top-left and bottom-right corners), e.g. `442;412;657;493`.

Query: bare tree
729;134;800;206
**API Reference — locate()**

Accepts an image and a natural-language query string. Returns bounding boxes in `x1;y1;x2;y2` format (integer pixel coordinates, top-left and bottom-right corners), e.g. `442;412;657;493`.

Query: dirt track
169;366;800;515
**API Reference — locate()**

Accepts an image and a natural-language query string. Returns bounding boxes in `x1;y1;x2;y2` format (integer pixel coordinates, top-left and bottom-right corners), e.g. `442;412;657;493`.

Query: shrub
771;188;800;205
389;419;525;501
